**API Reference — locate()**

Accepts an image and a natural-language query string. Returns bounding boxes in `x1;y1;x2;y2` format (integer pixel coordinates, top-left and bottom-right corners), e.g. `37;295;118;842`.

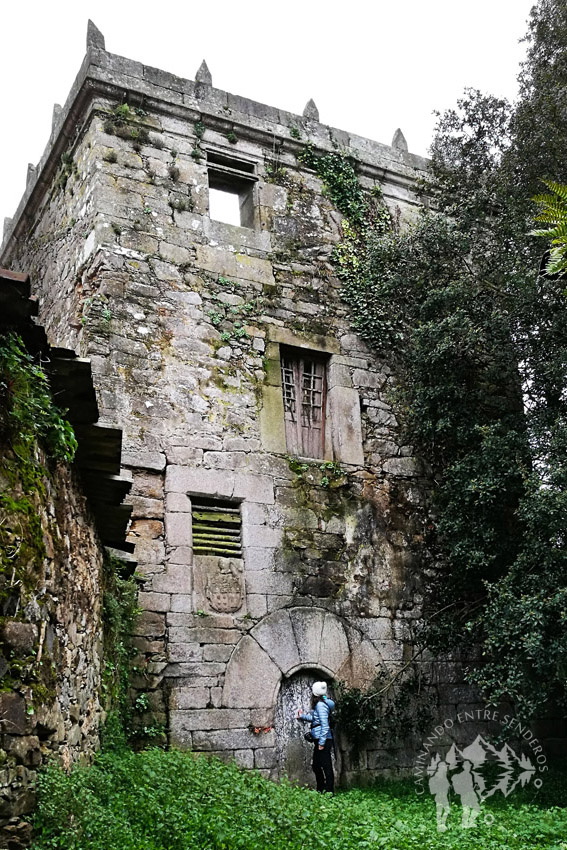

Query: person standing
297;681;335;793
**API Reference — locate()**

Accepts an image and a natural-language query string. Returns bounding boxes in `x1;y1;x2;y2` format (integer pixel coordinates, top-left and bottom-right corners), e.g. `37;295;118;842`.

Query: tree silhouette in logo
427;736;536;830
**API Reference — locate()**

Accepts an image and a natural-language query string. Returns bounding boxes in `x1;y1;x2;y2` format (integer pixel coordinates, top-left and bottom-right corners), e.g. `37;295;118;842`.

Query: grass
31;749;567;850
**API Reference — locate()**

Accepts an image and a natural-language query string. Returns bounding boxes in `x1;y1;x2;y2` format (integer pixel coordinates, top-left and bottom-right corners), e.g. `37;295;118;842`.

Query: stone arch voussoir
222;607;386;711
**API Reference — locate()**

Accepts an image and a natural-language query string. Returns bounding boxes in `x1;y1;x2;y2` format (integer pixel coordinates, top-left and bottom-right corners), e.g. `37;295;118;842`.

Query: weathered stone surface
0;446;110;834
382;457;420;477
5;735;42;768
259;385;287;453
254;747;277;769
223;636;281;708
166;492;192;512
242;525;282;548
319;613;350;674
0;621;37;654
166;466;234;497
232;474;275;505
171;687;209;709
87;19;105;50
203;644;234;663
328;385;365;466
196;246;275;286
151;563;191;594
169;626;242;644
138;591;171;613
133;611;166;637
244;547;276;571
195;60;212;85
193;727;275;750
246;594;268;618
168;547;193;565
234;749;254;768
128;496;164;519
302;98;319;121
123;451;166;471
168;643;202;663
251;610;300;674
289;608;325;667
170;709;250;731
0;694;29;736
164;513;192;547
170;594;193;612
392;128;409;153
244;570;293;596
337;639;383;688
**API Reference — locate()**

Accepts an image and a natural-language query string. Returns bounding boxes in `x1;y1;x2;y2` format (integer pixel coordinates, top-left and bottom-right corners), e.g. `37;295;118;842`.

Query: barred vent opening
191;497;242;557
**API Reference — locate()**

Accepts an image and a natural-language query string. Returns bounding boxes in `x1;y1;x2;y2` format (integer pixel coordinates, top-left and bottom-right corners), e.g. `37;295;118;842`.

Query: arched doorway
274;668;340;787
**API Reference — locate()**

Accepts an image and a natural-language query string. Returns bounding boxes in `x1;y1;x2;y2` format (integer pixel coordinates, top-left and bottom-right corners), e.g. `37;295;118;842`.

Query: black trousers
312;739;334;793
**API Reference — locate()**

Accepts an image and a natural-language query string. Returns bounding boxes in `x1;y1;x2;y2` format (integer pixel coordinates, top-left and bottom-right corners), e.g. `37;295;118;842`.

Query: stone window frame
206;149;259;229
259;327;364;466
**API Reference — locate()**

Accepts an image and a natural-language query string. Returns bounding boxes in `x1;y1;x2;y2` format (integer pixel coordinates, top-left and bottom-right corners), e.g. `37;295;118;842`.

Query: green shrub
31;750;567;850
0;332;77;467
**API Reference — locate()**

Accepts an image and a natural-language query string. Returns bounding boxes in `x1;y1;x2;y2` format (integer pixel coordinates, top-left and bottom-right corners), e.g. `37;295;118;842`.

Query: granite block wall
1;35;484;784
0;449;106;847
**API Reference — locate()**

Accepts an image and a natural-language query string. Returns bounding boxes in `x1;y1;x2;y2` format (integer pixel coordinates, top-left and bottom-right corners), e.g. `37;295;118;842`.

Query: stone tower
2;23;440;784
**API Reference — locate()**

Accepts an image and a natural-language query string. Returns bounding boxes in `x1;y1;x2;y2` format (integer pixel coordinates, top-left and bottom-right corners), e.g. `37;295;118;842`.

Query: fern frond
541;179;567;202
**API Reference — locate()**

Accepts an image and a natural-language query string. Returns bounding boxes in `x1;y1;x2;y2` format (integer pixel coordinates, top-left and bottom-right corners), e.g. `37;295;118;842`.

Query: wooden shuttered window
191;498;242;557
281;348;327;459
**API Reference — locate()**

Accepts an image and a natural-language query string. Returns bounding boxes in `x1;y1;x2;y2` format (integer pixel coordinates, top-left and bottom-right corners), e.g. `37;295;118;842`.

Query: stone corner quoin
1;31;471;784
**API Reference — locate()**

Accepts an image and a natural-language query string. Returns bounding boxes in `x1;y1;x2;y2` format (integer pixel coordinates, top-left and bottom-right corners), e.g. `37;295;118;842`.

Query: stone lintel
266;325;341;355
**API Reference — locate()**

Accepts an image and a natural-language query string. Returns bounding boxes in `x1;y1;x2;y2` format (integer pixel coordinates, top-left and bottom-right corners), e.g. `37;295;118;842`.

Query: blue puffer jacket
299;697;335;746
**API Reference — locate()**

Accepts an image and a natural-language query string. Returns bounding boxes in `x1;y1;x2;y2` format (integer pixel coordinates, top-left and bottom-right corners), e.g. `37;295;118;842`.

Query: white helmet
312;681;327;697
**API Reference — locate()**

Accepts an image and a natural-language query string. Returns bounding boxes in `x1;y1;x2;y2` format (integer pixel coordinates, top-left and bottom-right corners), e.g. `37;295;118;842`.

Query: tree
341;0;567;720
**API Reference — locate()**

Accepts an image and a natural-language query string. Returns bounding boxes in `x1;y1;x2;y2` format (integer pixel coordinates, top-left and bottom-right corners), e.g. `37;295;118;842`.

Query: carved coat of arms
205;558;244;613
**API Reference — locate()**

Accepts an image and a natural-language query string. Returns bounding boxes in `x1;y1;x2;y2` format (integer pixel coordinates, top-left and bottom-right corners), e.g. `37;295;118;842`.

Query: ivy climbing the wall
0;333;77;616
297;145;390;301
100;552;140;750
0;331;78;705
0;332;77;469
298;145;390;236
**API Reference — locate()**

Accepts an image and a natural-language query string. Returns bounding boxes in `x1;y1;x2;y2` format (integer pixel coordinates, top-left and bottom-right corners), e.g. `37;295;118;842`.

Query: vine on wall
0;333;77;615
100;553;140;750
0;332;78;702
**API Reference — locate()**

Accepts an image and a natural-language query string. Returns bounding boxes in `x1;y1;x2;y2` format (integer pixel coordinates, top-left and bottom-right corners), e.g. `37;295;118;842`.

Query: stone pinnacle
303;99;319;121
392;128;408;153
196;60;212;86
87;20;105;51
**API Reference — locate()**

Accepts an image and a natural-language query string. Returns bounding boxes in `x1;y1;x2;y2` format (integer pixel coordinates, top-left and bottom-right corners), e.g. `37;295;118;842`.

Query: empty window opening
281;347;327;459
209;188;242;226
191;497;242;557
207;150;256;229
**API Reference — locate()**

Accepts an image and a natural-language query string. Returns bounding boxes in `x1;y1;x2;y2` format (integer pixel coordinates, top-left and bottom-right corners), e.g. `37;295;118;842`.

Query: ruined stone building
1;21;462;792
0;269;132;845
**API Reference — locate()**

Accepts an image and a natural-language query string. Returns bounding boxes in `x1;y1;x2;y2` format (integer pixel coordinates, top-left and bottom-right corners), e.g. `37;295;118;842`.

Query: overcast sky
1;0;535;228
